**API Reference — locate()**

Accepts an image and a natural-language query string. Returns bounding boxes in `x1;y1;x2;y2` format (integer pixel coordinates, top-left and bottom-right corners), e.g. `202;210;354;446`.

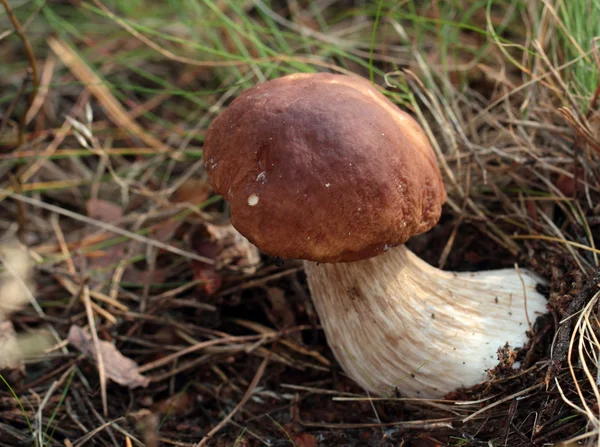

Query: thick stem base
304;245;547;398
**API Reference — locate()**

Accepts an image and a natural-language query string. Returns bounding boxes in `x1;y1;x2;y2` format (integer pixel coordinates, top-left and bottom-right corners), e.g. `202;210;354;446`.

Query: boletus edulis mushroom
202;72;548;398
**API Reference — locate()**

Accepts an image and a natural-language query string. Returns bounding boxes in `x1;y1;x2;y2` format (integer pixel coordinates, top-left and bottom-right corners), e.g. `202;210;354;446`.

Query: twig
138;334;267;373
72;417;125;447
0;189;216;264
462;382;545;423
50;214;77;276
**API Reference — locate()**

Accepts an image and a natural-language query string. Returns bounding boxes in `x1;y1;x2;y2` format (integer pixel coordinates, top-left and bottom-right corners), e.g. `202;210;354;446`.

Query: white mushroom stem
304;245;547;398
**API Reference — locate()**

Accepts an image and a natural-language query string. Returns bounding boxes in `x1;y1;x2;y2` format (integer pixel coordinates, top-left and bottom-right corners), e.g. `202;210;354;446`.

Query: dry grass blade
81;285;108;417
558;107;600;154
513;234;600;255
47;36;165;151
1;189;216;264
137;334;267;373
88;0;356;75
71;417;126;447
299;418;455;430
462;382;546;423
555;290;600;445
24;53;56;125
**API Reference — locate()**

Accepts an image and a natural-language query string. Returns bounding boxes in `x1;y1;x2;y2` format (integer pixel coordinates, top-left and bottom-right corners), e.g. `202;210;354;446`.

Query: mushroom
203;72;548;398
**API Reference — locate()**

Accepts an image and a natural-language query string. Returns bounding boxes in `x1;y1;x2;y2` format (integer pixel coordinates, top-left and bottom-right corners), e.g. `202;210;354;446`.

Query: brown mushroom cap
203;72;446;263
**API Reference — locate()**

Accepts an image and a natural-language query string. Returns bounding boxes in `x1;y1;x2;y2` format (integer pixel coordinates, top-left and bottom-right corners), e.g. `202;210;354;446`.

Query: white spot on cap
256;171;267;184
325;183;331;187
248;194;259;206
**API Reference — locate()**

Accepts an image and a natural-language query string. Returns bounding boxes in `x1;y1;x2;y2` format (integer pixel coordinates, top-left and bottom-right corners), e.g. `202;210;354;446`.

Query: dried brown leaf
150;219;183;243
265;286;300;342
191;261;222;295
206;222;260;272
86;198;123;223
191;221;260;269
81;199;126;276
172;179;212;205
151;391;196;416
131;409;159;447
68;325;150;388
189;220;260;294
294;433;318;447
121;267;169;285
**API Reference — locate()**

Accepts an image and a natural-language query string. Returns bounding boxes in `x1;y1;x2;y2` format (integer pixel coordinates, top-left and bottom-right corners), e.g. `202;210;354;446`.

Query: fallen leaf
82;201;176;288
264;286;300;343
294;433;318;447
526;200;538;222
77;199;126;275
556;173;576;197
192;220;260;272
121;267;169;286
68;325;150;388
151;391;196;416
209;222;260;272
84;200;166;288
150;219;183;243
188;220;260;294
556;166;585;198
86;198;123;223
172;179;212;205
131;409;159;447
191;260;222;295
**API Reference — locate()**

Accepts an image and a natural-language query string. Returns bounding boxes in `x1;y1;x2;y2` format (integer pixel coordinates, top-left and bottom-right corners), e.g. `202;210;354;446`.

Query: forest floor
1;1;600;446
